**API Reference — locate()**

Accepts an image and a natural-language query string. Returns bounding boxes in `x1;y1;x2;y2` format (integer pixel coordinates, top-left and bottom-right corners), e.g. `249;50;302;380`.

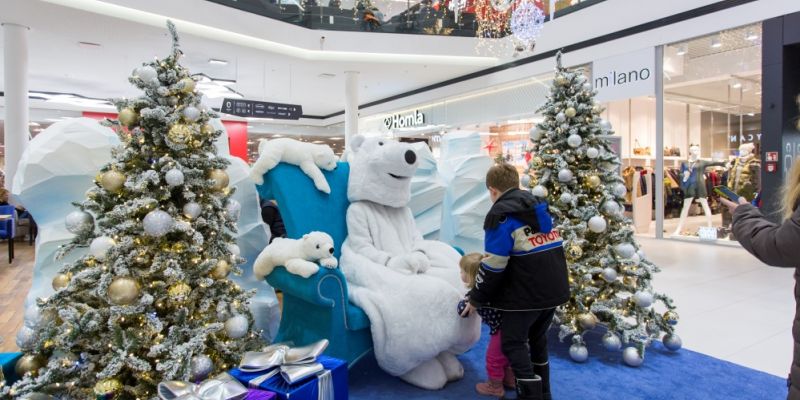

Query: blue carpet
349;326;787;399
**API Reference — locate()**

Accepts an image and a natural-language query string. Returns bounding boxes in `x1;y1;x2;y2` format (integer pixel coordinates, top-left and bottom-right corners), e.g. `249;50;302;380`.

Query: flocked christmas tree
523;53;680;366
2;22;260;398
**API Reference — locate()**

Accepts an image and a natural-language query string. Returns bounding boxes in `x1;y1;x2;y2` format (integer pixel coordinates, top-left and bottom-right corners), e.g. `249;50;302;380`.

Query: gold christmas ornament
179;77;196;93
555;76;569;86
168;282;192;305
52;273;72;290
154;299;170;314
211;260;231;280
93;378;122;398
168;123;192;144
108;276;141;305
566;244;583;261
192;139;203;148
101;170;126;193
663;310;680;326
118;107;138;127
586;175;602;189
201;124;215;136
578;313;597;330
209;169;229;191
565;107;577;118
15;354;47;377
531;156;544;168
85;258;97;268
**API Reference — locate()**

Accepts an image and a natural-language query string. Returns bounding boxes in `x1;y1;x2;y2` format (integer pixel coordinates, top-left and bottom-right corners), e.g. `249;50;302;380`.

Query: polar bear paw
285;258;321;278
400;357;448;390
319;257;338;269
436;352;464;382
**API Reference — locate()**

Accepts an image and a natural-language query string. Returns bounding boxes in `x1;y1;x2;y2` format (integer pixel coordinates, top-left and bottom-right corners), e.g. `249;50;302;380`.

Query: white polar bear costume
340;135;481;390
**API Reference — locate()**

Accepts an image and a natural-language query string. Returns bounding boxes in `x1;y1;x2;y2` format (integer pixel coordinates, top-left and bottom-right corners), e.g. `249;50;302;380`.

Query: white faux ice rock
437;131;492;254
409;143;445;240
12;117;121;318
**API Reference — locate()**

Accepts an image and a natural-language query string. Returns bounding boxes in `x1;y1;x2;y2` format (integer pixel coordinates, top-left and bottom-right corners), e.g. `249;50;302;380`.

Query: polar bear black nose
404;150;416;164
329;247;334;254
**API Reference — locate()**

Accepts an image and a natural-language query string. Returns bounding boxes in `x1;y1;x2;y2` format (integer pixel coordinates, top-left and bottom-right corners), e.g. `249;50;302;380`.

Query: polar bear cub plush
250;138;338;193
253;231;338;279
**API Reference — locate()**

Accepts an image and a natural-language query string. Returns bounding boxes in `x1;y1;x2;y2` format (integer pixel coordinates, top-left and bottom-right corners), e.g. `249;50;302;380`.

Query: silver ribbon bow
238;339;329;386
158;372;249;400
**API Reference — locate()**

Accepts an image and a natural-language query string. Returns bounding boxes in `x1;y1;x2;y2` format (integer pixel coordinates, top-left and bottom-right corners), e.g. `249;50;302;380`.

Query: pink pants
486;330;510;381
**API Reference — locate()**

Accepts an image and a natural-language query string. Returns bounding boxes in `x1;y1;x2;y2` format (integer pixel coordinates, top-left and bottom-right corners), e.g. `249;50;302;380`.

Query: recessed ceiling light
209;58;228;65
747;112;755;116
746;31;758;41
711;38;722;48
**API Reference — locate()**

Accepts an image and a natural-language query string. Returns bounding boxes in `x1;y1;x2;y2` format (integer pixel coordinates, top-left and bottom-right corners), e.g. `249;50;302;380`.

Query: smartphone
713;185;740;202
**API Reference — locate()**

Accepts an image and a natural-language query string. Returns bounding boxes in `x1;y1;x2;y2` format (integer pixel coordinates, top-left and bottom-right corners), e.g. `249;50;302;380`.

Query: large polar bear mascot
340;135;481;390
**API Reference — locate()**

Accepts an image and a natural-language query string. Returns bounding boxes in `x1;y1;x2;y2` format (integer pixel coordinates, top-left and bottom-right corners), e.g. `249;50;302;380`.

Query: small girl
457;253;515;397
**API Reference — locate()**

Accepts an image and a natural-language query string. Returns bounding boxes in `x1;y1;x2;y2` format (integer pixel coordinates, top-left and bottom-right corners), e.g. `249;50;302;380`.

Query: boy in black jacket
461;163;570;400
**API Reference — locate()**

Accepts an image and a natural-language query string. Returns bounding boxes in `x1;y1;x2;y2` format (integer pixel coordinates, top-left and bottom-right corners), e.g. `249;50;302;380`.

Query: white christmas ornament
613;183;627;198
226;199;242;221
586;147;600;159
182;106;201;122
601;267;618;282
65;211;94;235
521;174;531;187
559;193;573;204
633;291;654;308
143;210;174;237
602;201;621;216
16;326;38;350
89;236;116;261
165;169;185;187
183;202;202;220
556;112;567;123
623;347;644;367
529;127;542;141
569;343;588;363
531;185;548;198
228;243;241;257
558;169;574;182
602;332;622;351
225;315;249;339
567;134;582;148
588;216;607;233
136;66;157;82
663;334;683;351
615;243;636;259
599;119;613;132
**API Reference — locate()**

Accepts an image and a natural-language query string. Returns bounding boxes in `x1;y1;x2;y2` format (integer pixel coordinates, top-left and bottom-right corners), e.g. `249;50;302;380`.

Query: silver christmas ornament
622;347;644;367
615;243;636;259
143;210;174;237
182;106;201;122
602;201;621;216
613;183;627;198
558;169;574;182
16;326;37;350
599;119;613;132
559;193;573;204
24;305;41;328
578;313;597;330
225;315;249;339
529;127;542;141
226;199;242;221
136;66;157;82
582;82;592;92
588;216;607;233
556;112;567;123
663;334;682;351
521;174;531;187
602;332;622;352
165;169;185;187
65;211;94;235
569;343;588;363
183;202;202;220
190;354;214;381
89;236;116;261
586;147;600;159
567;134;582;148
601;267;618;282
228;243;241;257
531;185;548;198
633;291;654;308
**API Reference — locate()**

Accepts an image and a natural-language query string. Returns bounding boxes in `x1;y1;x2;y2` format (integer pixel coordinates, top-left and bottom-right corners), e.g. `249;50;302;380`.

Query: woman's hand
720;196;748;213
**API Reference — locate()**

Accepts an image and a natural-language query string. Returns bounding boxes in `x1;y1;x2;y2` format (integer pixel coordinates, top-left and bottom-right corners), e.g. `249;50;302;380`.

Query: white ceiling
0;0;500;117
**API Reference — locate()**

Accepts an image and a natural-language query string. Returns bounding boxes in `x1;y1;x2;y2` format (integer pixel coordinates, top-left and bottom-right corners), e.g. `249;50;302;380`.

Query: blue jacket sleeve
468;221;515;307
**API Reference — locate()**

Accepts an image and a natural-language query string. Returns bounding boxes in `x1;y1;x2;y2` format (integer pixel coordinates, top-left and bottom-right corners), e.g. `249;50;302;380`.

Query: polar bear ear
302;233;309;239
350;135;366;152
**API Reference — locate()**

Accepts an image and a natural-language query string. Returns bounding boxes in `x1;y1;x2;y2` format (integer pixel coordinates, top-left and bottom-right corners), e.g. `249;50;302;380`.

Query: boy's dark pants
500;307;556;379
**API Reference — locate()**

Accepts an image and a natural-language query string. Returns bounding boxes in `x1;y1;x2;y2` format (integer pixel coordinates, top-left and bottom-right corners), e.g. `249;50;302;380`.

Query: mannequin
731;143;760;200
672;145;726;236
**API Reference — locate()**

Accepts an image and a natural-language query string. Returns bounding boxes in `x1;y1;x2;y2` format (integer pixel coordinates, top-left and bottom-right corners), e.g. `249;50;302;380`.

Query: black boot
513;377;543;400
533;363;551;400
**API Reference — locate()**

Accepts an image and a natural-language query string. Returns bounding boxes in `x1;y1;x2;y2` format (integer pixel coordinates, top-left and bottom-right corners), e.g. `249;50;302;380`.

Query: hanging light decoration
510;0;546;53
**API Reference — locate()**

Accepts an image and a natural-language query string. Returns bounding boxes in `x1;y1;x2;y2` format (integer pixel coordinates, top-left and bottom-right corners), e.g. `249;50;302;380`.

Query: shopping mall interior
1;0;799;399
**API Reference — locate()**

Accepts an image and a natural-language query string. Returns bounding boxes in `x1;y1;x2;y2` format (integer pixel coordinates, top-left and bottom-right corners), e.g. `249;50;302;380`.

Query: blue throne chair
256;162;373;367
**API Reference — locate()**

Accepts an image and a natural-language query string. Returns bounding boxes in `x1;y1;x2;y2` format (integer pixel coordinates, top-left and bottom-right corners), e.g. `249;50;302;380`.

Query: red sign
766;152;779;162
766;162;778;173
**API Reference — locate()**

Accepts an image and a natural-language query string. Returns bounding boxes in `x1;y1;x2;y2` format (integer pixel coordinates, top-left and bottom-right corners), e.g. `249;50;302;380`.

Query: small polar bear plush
253;231;338;279
250;138;338;193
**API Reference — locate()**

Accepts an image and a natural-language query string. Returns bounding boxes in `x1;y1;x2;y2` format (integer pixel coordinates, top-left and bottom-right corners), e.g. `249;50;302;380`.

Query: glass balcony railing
207;0;603;37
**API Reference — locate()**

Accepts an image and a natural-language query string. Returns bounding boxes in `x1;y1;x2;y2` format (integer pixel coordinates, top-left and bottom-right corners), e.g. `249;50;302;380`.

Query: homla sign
384;110;425;130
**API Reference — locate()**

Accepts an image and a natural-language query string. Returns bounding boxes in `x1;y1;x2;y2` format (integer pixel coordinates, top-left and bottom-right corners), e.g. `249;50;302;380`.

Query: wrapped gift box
229;355;347;400
1;352;22;384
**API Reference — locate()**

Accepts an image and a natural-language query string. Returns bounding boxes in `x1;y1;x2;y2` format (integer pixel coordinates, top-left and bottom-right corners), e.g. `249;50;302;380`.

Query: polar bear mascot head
347;135;419;208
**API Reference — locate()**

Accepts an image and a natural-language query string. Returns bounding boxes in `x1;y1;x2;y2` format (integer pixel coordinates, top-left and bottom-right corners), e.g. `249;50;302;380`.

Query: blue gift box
229;355;347;400
1;352;22;385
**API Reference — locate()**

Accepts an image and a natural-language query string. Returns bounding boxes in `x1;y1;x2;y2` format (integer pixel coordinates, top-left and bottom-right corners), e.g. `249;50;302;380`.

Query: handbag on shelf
664;146;681;157
633;139;651;156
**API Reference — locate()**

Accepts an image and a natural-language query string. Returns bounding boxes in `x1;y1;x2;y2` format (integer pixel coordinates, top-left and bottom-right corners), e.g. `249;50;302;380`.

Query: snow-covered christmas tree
3;22;260;398
523;52;680;366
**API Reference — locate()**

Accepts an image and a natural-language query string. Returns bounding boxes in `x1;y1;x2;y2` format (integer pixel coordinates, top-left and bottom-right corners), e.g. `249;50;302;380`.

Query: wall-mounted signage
592;47;655;103
384;110;425;130
220;98;303;120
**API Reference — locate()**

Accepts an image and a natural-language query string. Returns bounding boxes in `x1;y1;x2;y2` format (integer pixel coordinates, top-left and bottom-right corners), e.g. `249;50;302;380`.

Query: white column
344;71;359;148
654;45;665;239
2;23;30;193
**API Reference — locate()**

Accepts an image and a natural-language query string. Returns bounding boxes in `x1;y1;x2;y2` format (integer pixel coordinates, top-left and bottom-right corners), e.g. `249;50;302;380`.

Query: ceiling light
676;44;687;56
732;82;742;89
318;73;336;79
312;140;325;144
747;112;755;117
330;137;344;140
209;58;228;65
746;31;758;41
711;37;722;48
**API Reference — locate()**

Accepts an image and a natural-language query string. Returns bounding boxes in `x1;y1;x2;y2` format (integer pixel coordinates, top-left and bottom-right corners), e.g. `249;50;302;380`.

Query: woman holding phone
720;159;800;400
